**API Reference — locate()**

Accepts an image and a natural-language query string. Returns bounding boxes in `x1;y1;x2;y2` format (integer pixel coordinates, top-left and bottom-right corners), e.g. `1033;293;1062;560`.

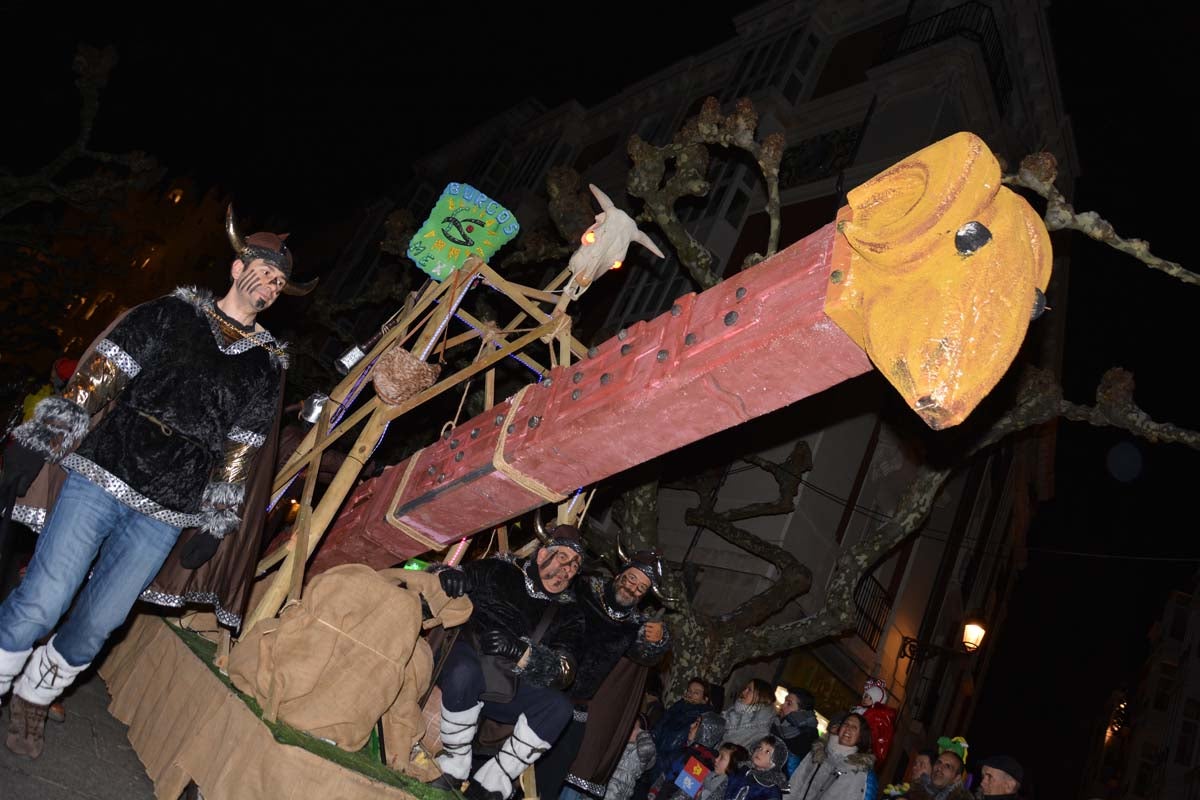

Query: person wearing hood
772;686;819;774
724;735;790;800
652;711;727;800
604;714;658;800
787;712;878;800
722;679;777;748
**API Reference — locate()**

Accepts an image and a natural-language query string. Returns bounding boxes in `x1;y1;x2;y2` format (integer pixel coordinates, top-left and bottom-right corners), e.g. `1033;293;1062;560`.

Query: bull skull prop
563;184;665;304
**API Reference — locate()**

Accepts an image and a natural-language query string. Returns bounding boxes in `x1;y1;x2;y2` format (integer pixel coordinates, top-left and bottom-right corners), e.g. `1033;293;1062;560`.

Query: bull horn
225;203;246;256
633;230;665;259
588;183;615;212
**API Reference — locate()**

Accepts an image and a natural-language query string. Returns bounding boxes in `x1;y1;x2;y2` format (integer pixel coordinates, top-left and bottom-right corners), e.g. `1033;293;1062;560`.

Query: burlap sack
228;565;471;765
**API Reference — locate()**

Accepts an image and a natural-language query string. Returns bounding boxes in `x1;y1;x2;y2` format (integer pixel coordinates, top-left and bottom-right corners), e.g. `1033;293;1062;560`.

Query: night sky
3;2;1198;795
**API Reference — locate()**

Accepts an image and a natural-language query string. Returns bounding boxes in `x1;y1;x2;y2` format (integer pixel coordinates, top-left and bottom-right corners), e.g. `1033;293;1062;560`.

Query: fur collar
171;285;289;369
809;740;874;772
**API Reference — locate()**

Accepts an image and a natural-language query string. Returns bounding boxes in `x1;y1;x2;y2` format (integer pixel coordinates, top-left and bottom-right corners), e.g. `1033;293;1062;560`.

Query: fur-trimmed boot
470;714;551;800
0;645;32;701
432;701;484;788
6;637;89;759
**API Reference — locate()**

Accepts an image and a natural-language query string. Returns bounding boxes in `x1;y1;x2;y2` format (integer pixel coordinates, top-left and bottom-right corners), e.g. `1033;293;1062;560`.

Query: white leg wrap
0;646;33;702
473;714;551;799
436;701;484;780
13;637;89;706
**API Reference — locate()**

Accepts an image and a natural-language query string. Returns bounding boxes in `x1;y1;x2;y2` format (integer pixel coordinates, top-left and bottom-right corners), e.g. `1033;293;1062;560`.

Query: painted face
614;568;651;606
751;741;775;770
536;546;581;594
234;259;287;311
932;753;963;789
837;715;862;748
714;749;731;775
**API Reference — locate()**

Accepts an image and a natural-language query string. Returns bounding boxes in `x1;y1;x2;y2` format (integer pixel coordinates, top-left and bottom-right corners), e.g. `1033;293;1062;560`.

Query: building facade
1082;584;1200;799
335;0;1077;784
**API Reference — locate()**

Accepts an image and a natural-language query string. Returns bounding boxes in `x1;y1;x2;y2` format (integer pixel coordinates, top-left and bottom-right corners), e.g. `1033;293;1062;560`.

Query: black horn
225;203;246;256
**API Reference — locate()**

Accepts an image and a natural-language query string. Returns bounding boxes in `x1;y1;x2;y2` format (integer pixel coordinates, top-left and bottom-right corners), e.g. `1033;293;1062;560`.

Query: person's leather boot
5;694;50;759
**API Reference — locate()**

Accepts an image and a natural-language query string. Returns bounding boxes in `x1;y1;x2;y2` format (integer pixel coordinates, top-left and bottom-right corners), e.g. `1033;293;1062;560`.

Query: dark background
2;2;1198;796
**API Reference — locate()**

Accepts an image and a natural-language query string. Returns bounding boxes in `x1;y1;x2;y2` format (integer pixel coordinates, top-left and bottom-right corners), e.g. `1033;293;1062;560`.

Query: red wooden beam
311;221;871;573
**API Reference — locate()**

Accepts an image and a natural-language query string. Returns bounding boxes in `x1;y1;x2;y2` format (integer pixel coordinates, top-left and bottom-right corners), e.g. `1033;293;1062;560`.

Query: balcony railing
883;1;1013;113
854;575;893;650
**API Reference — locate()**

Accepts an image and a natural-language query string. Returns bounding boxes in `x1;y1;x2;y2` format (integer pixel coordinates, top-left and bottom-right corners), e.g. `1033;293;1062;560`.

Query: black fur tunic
70;289;282;514
460;555;586;689
571;576;670;701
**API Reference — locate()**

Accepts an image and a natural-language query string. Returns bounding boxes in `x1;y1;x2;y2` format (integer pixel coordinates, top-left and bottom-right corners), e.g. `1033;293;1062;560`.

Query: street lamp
899;617;988;662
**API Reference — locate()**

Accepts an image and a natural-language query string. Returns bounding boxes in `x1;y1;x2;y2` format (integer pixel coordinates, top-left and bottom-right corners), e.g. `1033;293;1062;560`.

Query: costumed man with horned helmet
429;523;586;800
0;206;315;759
536;537;673;800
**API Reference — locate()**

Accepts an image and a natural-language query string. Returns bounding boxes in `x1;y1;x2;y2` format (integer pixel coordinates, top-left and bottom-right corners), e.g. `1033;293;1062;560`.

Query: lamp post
900;617;988;662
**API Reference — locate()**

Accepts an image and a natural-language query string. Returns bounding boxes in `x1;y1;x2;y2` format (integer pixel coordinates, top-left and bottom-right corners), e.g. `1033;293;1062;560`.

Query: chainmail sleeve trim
60;453;201;529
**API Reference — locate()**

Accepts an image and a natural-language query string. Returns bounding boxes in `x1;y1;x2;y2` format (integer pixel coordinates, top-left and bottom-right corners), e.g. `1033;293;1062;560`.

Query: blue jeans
0;471;181;666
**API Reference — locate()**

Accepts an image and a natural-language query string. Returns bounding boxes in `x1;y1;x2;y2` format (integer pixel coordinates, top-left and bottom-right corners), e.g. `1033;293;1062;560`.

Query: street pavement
0;666;157;800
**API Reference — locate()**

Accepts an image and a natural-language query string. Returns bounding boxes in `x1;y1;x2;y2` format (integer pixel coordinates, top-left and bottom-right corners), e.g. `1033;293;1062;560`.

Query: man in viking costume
431;525;586;800
0;206;315;758
537;546;672;800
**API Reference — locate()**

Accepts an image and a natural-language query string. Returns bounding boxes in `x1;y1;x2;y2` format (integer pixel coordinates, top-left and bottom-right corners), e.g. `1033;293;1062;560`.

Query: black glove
0;440;47;500
179;532;222;569
437;567;472;598
479;629;525;661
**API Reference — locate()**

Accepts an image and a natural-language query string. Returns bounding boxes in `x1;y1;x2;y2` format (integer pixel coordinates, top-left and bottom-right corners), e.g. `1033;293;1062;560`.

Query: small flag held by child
674;756;711;798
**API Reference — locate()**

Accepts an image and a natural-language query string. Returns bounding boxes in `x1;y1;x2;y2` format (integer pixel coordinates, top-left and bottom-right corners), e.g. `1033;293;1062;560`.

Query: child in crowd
723;736;789;800
699;743;749;800
605;714;657;800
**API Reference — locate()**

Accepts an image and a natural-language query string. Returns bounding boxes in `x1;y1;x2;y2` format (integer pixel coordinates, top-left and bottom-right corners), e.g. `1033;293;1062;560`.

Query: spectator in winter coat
771;686;819;774
652;711;726;800
721;679;776;748
787;712;877;800
605;715;657;800
699;743;749;800
652;678;714;782
723;736;789;800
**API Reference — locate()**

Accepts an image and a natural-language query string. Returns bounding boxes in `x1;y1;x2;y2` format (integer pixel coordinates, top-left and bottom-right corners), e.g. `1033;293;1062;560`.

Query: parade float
97;130;1051;799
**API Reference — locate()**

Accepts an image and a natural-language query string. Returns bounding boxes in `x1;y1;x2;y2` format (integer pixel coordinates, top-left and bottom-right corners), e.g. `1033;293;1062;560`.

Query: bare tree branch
626;98;785;288
736;366;1198;661
1004;152;1197;286
0;46;162;222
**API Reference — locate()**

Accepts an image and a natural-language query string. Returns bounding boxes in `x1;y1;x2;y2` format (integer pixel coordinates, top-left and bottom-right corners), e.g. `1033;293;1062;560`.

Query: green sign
407;183;520;281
